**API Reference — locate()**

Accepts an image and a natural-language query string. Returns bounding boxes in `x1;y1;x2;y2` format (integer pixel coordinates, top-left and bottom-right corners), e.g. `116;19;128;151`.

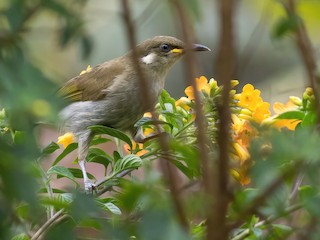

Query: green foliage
2;0;320;239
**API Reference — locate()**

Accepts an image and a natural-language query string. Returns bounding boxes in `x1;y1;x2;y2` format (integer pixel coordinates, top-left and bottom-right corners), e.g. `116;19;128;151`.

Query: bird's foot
84;179;96;194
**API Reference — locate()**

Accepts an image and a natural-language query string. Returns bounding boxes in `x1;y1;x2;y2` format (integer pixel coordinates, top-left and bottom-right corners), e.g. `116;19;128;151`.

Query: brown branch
120;0;189;231
169;0;213;224
283;0;320;123
211;0;236;239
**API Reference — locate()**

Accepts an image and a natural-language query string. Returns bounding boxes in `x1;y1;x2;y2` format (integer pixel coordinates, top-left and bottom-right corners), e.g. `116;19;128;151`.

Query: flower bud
289;96;302;106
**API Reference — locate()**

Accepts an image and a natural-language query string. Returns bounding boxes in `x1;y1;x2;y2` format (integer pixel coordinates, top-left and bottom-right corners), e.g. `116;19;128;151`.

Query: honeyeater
58;36;210;191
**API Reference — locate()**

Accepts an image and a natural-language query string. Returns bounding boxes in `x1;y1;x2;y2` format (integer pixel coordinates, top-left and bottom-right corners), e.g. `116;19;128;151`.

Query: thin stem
231;203;302;240
31;209;65;240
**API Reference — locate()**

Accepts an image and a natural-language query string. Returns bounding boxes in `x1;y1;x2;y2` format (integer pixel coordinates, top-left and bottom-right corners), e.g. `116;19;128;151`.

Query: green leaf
87;147;112;169
41;141;60;155
47;166;78;184
11;233;30;240
53;142;78;166
41;193;73;209
272;15;300;39
113;154;142;174
276;111;305;120
272;224;292;238
58;168;95;180
89;125;132;149
97;200;122;215
113;151;121;162
38;188;66;194
299;185;320;217
301;111;317;126
135;119;173;131
90;136;111;146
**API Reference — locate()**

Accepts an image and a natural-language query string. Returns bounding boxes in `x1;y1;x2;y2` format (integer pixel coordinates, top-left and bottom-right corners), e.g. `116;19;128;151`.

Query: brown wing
58;58;126;102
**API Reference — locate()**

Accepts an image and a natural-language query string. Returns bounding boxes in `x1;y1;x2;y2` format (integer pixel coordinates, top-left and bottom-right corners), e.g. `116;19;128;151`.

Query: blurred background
12;0;320;101
1;0;320;188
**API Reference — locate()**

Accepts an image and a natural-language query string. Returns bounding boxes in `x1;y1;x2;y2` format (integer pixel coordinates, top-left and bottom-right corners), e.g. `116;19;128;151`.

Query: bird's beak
192;43;211;52
169;44;211;54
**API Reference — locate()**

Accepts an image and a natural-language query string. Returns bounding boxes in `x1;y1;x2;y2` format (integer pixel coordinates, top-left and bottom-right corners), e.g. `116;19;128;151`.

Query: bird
58;36;210;191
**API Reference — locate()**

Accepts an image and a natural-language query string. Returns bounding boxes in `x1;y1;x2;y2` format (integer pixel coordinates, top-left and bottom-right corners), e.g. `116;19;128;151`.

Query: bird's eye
160;43;171;53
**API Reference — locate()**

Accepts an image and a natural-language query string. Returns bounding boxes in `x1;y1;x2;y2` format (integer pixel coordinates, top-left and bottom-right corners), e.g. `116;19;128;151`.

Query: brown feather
58;56;126;102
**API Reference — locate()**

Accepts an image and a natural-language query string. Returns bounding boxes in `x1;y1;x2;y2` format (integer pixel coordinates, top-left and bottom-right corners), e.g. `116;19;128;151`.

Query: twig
231;203;302;240
31;209;65;240
170;0;212;235
212;0;236;239
120;0;189;231
229;161;303;230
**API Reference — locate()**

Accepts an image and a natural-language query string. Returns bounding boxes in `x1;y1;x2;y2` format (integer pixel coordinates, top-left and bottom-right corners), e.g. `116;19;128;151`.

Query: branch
31;209;66;240
120;0;189;231
212;0;236;238
283;0;320;123
231;203;302;240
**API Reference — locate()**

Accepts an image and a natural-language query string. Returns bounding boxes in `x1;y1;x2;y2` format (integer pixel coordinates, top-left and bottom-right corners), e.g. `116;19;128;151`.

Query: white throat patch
141;52;156;65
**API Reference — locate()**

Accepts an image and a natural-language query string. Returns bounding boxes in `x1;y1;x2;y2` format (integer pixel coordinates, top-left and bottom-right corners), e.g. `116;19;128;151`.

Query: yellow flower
230;79;239;88
233;142;250;164
124;141;148;157
143;112;152;118
57;132;75;149
252;102;271;124
272;100;301;130
175;97;191;111
184;76;210;100
230;168;251;186
209;78;218;89
236;84;263;112
232;114;257;148
80;65;92;75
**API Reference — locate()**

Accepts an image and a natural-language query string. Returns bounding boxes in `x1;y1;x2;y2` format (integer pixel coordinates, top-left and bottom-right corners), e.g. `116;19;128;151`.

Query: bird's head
133;36;211;73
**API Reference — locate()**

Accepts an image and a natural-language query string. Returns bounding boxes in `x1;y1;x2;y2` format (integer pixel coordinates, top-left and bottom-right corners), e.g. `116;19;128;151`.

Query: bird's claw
84;179;96;194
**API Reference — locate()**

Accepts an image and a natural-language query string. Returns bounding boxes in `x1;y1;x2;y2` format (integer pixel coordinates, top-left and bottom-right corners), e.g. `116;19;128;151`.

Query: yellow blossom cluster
56;73;306;187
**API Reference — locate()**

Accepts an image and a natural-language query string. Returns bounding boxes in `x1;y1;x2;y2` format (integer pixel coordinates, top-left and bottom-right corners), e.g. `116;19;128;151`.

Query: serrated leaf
113;154;142;174
276;111;305;120
41;141;60;155
47;166;78;184
89;125;132;148
53;142;78;166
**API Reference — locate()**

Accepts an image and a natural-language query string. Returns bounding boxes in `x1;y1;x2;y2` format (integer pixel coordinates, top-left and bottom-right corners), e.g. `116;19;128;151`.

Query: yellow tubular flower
236;84;263;112
184;76;210;100
124;141;148;157
175;97;191;111
233;142;250;165
57;132;75;149
252;102;271;124
272;100;301;130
